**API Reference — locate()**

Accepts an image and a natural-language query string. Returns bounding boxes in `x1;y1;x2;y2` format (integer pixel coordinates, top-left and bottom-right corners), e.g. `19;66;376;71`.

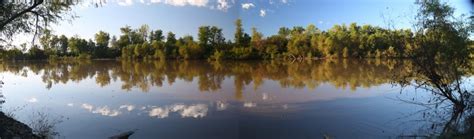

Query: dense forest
0;0;472;60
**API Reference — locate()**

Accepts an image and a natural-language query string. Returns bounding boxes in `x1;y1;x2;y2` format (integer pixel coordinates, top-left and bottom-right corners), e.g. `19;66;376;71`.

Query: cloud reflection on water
149;104;209;118
78;103;213;118
73;101;292;118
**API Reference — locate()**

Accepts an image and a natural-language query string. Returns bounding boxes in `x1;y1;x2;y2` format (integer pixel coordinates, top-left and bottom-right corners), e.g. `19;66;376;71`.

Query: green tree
109;36;120;57
278;27;291;38
138;24;150;42
58;35;68;55
413;0;472;60
117;26;133;49
94;31;110;58
165;32;177;58
39;29;53;52
68;36;89;56
264;35;288;59
198;26;211;55
209;26;226;52
27;45;46;59
149;30;164;42
287;26;311;58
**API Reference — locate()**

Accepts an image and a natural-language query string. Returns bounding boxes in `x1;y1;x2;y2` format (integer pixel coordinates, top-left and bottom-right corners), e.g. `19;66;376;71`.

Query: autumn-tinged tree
251;27;264;55
178;35;202;59
234;18;245;47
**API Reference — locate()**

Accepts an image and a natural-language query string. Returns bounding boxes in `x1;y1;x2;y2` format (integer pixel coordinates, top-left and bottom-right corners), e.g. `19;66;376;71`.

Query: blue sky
50;0;471;41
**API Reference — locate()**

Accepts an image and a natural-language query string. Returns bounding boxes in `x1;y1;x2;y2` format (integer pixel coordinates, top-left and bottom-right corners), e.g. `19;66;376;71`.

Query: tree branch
0;0;44;30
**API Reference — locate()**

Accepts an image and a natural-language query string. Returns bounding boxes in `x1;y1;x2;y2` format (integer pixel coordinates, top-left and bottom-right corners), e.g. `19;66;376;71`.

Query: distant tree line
0;0;472;60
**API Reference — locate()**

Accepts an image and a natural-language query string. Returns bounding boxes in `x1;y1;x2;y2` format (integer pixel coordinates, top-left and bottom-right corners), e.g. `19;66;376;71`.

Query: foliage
0;0;77;43
0;1;471;61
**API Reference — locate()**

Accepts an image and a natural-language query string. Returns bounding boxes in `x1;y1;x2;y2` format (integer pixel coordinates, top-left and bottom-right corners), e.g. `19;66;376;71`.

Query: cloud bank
113;0;233;11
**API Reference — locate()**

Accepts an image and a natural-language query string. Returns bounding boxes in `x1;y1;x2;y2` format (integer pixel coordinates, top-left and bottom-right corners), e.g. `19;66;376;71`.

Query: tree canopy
0;0;472;61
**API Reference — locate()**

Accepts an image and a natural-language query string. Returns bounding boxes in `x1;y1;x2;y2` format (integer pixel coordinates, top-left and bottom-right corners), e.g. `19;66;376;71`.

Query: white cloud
319;20;324;24
259;9;266;17
281;0;287;4
163;0;209;7
241;3;255;10
187;0;208;7
119;104;136;111
27;97;38;103
164;0;187;6
118;0;133;6
217;0;230;11
115;0;241;12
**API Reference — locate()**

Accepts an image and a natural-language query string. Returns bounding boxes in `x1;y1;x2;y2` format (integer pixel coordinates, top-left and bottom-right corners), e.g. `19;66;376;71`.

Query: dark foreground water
0;59;472;138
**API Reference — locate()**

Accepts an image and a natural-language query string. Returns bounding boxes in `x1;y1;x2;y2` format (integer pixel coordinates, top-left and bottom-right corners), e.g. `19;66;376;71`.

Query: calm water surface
0;59;471;138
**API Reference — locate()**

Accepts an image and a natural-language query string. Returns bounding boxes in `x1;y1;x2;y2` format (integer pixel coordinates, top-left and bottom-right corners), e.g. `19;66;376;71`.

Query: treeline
0;21;450;60
0;0;471;60
0;19;470;60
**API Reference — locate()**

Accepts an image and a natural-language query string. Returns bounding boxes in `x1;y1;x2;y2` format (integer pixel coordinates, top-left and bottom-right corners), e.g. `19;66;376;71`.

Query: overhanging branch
0;0;44;30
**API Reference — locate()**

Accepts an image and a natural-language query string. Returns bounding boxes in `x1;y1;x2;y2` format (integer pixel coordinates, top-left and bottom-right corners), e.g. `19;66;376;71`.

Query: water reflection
0;82;4;109
0;59;427;98
81;103;121;117
148;104;209;118
0;59;472;138
394;58;474;138
72;101;293;119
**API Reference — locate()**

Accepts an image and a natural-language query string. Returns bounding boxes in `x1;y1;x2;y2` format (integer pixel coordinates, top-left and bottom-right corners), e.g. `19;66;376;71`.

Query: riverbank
0;112;39;139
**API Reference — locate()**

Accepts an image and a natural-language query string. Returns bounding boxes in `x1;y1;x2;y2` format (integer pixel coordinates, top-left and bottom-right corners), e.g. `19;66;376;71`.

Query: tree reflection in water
393;58;473;138
0;81;4;109
0;59;422;96
0;59;473;137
